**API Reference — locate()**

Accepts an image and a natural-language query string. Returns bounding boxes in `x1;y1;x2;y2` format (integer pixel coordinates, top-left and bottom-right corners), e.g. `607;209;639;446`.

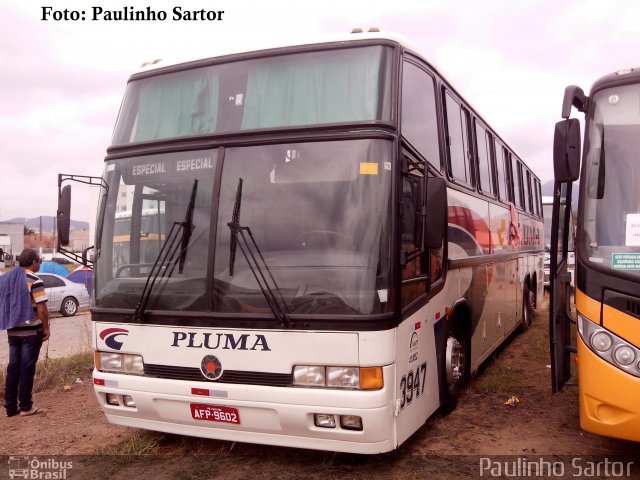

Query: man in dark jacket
4;248;50;417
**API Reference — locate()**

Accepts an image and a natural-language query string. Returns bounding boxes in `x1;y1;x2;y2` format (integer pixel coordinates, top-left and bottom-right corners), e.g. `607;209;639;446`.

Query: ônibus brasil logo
99;328;129;350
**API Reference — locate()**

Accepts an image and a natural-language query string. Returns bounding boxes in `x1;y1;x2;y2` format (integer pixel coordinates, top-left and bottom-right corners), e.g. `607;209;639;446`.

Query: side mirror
553;119;581;182
57;184;71;247
424;177;447;249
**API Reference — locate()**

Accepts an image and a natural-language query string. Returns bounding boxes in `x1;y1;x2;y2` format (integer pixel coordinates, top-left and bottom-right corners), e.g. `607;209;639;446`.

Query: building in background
0;222;24;266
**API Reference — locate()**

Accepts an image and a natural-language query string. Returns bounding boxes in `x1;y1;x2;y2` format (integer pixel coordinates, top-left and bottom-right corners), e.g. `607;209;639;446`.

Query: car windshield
94;139;393;316
582;83;640;278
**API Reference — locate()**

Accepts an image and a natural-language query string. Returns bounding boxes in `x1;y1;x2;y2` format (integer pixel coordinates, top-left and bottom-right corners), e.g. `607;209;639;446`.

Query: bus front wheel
440;318;469;414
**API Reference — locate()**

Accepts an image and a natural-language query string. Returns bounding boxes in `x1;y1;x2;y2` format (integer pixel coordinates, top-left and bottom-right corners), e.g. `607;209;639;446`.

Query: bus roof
128;29;539;182
135;29;422;74
590;67;640;93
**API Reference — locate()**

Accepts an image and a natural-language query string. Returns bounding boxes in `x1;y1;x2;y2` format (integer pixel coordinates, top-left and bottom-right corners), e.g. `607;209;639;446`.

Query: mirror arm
58;173;108;191
561;85;588;119
57;246;94;267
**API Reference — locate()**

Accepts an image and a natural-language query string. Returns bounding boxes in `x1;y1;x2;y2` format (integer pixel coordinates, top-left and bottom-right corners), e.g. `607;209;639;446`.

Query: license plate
190;403;240;424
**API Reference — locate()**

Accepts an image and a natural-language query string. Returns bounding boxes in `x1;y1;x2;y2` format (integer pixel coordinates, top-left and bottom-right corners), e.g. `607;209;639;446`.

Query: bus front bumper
92;366;397;454
578;337;640;442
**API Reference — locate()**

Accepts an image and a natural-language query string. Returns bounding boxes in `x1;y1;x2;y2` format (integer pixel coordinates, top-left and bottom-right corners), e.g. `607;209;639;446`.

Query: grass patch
0;351;94;401
526;323;551;365
100;431;163;455
471;363;526;397
89;432;164;477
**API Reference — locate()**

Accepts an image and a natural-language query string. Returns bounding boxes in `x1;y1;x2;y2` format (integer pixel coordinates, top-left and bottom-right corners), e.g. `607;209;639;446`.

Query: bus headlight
97;352;123;371
327;367;359;388
293;365;383;390
123;355;145;373
95;352;145;375
591;332;612;352
293;366;325;386
578;314;640;377
614;346;635;366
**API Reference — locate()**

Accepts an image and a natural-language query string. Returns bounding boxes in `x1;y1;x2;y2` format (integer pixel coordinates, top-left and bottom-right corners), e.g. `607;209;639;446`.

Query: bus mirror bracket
561;85;587;119
553;119;581;182
424;177;447;249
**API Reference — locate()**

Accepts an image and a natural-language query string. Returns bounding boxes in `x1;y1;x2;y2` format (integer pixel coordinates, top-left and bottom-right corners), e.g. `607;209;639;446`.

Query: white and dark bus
58;31;543;453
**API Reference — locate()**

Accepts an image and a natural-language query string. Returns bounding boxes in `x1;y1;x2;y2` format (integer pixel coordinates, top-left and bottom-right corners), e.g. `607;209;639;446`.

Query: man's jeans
4;332;43;416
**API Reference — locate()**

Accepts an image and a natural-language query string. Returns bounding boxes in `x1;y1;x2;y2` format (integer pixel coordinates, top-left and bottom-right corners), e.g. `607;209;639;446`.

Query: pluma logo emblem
200;355;223;381
100;328;129;350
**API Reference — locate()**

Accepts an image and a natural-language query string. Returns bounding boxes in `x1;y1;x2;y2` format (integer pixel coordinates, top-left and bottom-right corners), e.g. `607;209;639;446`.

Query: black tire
60;297;78;317
520;283;534;331
440;318;470;414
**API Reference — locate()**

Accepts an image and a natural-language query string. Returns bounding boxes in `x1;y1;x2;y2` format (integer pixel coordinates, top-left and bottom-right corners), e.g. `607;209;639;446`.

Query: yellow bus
550;68;640;442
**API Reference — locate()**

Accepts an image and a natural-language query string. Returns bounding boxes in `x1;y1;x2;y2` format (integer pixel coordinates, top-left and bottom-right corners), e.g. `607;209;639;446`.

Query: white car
38;273;90;316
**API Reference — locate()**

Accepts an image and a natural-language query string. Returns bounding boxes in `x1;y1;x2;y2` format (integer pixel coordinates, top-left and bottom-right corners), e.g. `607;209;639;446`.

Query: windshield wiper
134;179;198;321
179;179;198;273
227;178;291;328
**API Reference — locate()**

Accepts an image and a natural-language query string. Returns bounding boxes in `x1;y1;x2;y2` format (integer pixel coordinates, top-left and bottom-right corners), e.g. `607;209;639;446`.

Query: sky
1;0;639;222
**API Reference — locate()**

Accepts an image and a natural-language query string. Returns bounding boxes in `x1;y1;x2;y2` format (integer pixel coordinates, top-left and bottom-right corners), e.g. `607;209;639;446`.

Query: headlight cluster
95;352;145;375
578;314;640;377
293;365;383;390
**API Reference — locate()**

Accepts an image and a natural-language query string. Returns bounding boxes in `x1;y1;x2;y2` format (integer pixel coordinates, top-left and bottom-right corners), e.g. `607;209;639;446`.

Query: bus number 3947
399;361;427;410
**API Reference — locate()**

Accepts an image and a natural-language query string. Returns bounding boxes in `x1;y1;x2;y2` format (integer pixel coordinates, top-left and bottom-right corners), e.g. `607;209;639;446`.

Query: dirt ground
1;294;638;479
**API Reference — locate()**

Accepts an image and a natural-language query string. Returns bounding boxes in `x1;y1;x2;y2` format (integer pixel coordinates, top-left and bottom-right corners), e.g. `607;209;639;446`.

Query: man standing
4;248;50;417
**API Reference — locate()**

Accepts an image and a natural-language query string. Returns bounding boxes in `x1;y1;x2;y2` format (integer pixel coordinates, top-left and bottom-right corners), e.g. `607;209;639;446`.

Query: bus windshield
96;149;217;311
95;139;392;316
112;46;392;145
582;83;640;278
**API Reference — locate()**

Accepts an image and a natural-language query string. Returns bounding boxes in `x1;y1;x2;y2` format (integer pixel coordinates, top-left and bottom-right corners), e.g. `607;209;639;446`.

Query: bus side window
494;139;507;201
444;91;472;187
512;156;523;209
475;121;495;196
503;149;514;204
401;61;441;170
536;179;543;217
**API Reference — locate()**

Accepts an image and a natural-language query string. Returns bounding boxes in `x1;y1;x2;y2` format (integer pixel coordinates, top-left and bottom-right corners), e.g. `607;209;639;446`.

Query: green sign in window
612;253;640;270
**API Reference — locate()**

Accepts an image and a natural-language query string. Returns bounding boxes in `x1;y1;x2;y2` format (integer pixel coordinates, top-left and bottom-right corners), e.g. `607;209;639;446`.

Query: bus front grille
144;363;292;387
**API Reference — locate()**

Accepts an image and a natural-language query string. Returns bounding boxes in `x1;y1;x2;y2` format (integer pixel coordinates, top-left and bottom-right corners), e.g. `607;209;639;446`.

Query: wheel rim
524;288;533;326
446;337;464;385
64;299;76;315
530;285;536;309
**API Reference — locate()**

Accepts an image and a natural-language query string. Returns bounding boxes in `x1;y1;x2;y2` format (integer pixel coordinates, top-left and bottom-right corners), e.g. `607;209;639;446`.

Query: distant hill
540;180;579;207
1;216;89;230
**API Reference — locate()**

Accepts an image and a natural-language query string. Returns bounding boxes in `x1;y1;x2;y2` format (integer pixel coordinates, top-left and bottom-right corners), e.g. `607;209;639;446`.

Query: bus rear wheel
520;284;534;331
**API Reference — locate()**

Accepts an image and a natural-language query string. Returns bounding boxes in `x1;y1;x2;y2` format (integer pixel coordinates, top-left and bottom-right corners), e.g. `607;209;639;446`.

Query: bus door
549;180;575;392
549;97;583;392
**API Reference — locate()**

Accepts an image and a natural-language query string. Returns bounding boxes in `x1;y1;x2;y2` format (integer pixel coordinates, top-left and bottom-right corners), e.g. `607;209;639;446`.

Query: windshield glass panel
95;150;216;310
583;83;640;278
213;139;392;315
112;46;392;145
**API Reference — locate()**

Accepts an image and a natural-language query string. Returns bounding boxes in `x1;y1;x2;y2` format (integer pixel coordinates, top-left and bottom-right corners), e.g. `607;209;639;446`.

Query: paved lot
0;310;92;366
